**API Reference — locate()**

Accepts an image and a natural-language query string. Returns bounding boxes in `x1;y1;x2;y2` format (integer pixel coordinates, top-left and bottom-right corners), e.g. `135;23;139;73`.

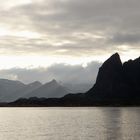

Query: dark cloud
109;32;140;45
0;0;140;56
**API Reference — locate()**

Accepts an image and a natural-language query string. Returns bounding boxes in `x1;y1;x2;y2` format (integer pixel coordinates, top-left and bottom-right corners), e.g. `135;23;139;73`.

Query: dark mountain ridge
86;53;134;104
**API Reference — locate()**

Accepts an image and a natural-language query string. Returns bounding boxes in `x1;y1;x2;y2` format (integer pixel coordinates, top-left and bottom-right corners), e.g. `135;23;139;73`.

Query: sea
0;107;140;140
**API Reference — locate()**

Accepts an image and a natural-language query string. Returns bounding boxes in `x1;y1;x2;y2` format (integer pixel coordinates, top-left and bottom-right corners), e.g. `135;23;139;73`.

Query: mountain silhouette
86;53;132;104
24;79;69;98
2;53;140;106
0;79;70;102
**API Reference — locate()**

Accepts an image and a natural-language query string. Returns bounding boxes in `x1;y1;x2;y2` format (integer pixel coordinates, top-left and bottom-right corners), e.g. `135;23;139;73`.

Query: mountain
0;79;25;102
86;53;131;102
4;53;140;106
6;81;42;102
85;53;140;105
123;57;140;94
24;80;69;98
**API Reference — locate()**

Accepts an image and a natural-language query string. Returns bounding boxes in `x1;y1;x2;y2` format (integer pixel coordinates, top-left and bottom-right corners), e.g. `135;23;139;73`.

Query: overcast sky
0;0;140;84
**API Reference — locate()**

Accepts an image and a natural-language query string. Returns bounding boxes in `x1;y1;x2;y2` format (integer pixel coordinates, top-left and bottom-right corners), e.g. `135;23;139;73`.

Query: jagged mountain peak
102;52;122;68
24;79;68;98
87;52;124;98
111;52;120;58
44;79;59;87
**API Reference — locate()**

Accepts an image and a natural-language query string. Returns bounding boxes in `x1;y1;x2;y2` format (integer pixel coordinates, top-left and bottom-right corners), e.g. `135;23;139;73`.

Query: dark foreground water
0;107;140;140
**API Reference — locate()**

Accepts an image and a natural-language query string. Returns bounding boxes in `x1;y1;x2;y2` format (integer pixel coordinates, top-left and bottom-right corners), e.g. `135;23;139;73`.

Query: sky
0;0;140;84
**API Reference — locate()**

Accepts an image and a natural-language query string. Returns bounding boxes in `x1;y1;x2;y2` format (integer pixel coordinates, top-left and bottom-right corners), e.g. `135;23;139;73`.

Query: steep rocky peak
102;52;122;68
93;52;123;88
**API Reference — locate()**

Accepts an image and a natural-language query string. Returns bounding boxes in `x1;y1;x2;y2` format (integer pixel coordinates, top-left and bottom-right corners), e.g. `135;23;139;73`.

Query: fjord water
0;108;140;140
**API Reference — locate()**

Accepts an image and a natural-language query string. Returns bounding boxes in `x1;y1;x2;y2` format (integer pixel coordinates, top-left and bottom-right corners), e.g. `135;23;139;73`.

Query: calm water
0;107;140;140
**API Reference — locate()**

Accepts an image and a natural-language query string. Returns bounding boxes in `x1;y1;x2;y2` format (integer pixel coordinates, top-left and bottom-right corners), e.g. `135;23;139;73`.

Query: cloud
109;32;140;45
0;0;139;68
0;0;140;89
0;61;101;84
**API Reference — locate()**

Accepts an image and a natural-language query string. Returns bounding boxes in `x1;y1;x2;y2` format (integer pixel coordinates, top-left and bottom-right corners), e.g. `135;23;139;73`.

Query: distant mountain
8;53;140;106
0;79;25;102
6;81;42;102
24;80;69;98
0;78;79;102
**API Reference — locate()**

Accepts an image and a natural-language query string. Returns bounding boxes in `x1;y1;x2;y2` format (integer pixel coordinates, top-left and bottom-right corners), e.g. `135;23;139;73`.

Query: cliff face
86;53;138;102
123;57;140;94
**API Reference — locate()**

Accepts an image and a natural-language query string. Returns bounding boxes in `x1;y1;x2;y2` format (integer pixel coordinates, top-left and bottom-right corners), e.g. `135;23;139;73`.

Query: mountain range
0;79;69;102
1;52;140;106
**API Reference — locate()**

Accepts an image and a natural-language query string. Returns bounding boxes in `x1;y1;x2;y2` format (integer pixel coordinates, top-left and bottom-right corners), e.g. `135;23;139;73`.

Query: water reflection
99;107;140;140
0;107;140;140
99;108;123;140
